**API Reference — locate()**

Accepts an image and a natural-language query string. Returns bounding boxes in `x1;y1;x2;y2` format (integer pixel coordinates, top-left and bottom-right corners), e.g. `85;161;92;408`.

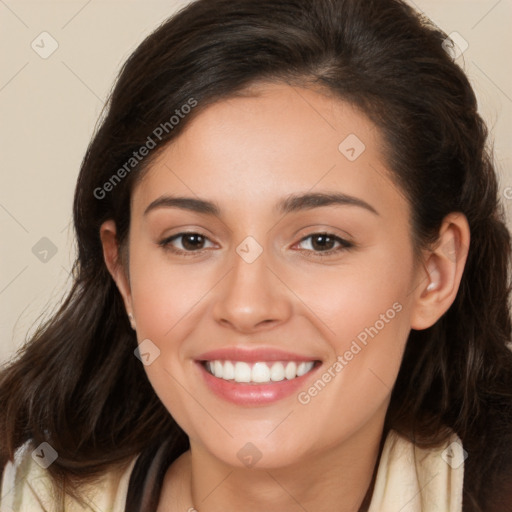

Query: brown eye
180;233;207;250
310;234;337;251
159;232;215;254
295;233;353;256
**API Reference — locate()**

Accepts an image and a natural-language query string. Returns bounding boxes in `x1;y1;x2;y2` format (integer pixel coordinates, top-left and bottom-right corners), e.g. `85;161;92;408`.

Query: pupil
312;234;334;251
183;234;204;250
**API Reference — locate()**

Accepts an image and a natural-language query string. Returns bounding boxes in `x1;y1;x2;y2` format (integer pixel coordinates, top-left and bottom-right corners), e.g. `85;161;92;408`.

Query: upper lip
195;347;320;363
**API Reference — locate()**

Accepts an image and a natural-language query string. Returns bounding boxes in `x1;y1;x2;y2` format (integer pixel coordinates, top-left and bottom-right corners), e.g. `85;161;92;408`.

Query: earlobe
128;312;136;330
99;220;134;317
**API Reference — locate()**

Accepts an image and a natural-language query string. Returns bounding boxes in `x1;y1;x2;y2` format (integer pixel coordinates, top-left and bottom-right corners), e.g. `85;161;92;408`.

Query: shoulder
368;429;465;512
0;440;140;512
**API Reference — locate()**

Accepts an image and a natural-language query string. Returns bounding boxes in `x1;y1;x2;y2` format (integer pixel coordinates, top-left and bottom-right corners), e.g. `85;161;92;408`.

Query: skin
100;82;470;512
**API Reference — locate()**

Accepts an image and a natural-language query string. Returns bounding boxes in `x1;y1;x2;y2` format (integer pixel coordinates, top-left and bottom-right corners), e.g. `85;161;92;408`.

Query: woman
1;0;511;510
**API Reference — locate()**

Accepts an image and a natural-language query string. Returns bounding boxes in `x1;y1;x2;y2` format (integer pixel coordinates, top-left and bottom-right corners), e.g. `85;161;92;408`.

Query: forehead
131;82;409;225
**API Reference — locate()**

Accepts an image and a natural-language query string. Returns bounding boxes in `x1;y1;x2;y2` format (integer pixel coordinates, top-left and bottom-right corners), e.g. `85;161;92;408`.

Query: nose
212;243;293;334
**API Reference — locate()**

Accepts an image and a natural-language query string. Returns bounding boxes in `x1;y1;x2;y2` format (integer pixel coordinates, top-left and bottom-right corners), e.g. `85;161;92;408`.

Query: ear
410;212;470;330
99;220;134;322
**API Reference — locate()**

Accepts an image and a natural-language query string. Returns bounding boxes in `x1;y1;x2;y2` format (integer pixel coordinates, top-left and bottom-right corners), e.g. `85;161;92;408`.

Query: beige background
1;0;511;364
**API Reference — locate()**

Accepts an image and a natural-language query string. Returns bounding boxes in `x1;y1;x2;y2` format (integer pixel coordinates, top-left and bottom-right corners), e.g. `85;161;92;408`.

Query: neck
159;417;387;512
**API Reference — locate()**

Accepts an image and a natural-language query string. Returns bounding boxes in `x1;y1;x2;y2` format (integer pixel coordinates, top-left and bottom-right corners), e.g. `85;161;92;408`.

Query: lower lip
195;361;321;406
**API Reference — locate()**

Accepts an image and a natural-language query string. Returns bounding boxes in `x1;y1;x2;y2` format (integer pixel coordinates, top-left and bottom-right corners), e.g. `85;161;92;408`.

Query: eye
294;233;353;257
158;231;353;258
158;232;216;255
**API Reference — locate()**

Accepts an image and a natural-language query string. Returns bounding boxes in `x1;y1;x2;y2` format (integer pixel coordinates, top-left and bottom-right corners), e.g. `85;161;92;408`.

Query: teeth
205;360;315;383
285;362;296;380
234;362;251;382
214;360;224;379
270;362;285;382
223;360;235;380
297;362;311;377
252;362;271;383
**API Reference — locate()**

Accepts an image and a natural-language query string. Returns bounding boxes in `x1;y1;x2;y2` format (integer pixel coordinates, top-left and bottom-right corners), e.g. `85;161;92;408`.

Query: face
106;82;431;469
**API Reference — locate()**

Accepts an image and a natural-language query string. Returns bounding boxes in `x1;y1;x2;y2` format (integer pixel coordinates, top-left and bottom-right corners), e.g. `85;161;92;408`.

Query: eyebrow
143;192;379;217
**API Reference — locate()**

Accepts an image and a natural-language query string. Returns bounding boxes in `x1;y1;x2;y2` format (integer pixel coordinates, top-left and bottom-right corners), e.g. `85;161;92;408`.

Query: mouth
200;359;320;384
194;348;323;406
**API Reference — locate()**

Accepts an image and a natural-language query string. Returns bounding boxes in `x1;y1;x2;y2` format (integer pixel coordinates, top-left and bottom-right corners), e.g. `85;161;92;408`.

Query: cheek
290;295;408;451
126;247;222;434
284;248;410;345
127;264;201;437
129;247;217;339
286;250;412;404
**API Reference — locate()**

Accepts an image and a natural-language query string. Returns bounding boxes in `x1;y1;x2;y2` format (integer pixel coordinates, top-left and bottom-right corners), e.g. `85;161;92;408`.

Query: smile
203;360;316;384
194;347;323;405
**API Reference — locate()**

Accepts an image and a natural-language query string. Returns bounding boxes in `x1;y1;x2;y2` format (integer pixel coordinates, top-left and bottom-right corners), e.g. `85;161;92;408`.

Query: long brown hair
1;0;511;510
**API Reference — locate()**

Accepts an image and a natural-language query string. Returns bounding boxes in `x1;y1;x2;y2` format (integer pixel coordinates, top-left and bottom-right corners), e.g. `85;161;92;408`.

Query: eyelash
158;232;354;258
